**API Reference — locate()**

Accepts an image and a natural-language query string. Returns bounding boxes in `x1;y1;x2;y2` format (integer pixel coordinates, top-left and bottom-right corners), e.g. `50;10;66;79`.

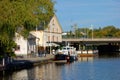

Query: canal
1;56;120;80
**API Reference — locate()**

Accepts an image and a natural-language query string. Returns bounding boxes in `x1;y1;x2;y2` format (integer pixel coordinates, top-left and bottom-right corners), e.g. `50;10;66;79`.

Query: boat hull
54;54;78;62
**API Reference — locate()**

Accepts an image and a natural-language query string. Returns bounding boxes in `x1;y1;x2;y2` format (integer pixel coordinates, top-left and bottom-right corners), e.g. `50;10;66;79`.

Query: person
38;49;42;57
31;51;34;57
43;49;46;57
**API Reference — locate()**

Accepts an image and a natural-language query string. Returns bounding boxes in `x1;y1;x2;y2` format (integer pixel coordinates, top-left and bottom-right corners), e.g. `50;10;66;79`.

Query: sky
54;0;120;31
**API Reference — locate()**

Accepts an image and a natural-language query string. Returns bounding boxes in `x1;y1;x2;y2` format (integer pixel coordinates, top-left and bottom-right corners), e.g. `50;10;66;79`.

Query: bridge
62;38;120;55
62;38;120;43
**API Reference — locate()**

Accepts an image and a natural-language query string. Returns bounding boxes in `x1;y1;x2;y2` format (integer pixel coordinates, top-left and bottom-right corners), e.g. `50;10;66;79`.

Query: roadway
62;38;120;44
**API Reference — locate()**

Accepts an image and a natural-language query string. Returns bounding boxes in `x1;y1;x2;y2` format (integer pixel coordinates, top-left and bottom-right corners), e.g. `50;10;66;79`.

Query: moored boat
55;46;78;62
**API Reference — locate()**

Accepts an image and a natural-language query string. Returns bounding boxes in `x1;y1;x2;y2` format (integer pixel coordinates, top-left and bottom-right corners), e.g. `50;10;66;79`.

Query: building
14;15;62;56
14;33;37;56
31;15;63;53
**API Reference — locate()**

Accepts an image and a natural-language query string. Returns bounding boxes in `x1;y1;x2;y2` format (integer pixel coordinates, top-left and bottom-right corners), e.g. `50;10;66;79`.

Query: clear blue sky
54;0;120;31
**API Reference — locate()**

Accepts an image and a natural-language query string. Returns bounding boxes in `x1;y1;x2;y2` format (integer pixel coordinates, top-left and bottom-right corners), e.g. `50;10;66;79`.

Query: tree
63;25;120;39
0;0;54;57
102;26;116;37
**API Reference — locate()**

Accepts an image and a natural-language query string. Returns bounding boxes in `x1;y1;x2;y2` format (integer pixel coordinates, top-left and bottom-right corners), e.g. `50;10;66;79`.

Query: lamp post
35;25;40;57
49;24;52;54
36;38;40;57
36;25;38;57
90;25;94;39
43;21;46;56
72;24;78;38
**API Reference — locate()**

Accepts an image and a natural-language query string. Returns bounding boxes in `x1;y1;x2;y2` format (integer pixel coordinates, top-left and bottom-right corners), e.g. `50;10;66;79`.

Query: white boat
77;50;98;54
55;46;78;62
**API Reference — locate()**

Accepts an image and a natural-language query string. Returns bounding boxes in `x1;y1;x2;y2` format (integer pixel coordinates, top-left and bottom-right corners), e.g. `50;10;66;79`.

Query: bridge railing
62;38;120;42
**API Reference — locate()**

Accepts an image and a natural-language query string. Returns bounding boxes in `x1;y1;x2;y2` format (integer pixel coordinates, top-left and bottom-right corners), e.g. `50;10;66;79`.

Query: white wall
14;33;28;56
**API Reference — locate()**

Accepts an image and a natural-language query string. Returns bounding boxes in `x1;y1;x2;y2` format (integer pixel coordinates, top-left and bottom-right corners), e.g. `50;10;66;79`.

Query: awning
45;43;59;47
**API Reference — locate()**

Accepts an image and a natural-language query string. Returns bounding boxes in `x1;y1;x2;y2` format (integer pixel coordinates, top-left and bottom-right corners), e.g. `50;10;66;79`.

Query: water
1;57;120;80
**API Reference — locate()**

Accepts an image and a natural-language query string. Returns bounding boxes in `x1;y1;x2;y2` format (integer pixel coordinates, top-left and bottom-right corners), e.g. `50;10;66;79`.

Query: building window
48;36;50;42
15;45;20;51
53;36;54;42
57;37;58;42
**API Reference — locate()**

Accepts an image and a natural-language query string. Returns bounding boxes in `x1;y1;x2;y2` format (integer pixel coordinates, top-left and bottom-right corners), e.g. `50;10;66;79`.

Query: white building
14;33;37;56
31;15;63;48
14;15;62;56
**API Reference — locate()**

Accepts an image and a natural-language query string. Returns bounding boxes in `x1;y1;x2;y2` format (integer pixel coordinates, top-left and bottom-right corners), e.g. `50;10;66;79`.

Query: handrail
62;38;120;42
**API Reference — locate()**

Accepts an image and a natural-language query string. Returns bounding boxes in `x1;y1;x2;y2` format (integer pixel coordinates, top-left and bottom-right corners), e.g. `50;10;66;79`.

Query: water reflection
1;62;65;80
78;57;94;62
29;63;62;80
0;57;94;80
0;57;95;80
1;56;120;80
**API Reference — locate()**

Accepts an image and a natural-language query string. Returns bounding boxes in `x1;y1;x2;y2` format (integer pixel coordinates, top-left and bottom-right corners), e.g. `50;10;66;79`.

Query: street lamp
90;25;94;39
49;24;52;54
36;38;40;57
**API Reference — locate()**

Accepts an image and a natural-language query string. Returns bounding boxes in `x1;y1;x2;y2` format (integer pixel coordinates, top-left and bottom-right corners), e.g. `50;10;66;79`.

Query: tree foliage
64;25;120;38
0;0;54;57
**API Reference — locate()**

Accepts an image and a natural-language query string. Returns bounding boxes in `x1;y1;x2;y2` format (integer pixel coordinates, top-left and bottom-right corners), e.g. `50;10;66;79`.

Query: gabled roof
36;14;63;32
51;14;63;32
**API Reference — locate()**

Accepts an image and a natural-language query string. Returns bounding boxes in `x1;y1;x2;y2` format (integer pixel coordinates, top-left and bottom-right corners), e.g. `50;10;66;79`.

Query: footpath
15;54;54;61
0;54;55;71
15;54;55;65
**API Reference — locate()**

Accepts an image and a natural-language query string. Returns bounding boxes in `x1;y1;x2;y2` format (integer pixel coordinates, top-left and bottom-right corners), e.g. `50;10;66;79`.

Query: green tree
63;25;120;39
102;26;115;37
0;0;54;57
115;31;120;38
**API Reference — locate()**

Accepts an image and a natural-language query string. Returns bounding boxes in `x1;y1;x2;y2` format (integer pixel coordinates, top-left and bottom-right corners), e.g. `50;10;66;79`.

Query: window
52;36;54;41
57;37;58;42
48;36;50;42
15;45;20;51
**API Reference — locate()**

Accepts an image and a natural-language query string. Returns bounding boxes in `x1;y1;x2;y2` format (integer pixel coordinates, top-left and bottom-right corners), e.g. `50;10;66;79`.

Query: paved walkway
14;54;55;62
0;54;55;71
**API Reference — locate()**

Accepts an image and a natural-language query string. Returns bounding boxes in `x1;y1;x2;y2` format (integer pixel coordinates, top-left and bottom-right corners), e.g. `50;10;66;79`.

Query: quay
15;54;54;65
0;53;98;71
0;54;54;71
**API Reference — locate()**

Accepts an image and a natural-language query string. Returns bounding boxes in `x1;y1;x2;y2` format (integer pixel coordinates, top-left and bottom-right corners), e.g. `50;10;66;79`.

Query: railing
62;38;120;42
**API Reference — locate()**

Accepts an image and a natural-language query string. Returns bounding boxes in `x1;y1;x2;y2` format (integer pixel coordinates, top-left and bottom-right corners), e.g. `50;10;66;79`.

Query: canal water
1;57;120;80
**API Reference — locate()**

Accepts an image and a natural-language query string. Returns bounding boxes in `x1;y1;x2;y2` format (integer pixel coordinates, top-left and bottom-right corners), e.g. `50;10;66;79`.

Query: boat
77;50;98;57
55;46;78;62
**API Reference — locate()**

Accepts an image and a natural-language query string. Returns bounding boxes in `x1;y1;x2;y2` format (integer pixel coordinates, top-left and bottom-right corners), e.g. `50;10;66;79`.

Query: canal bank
15;54;55;66
0;54;54;71
1;56;120;80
